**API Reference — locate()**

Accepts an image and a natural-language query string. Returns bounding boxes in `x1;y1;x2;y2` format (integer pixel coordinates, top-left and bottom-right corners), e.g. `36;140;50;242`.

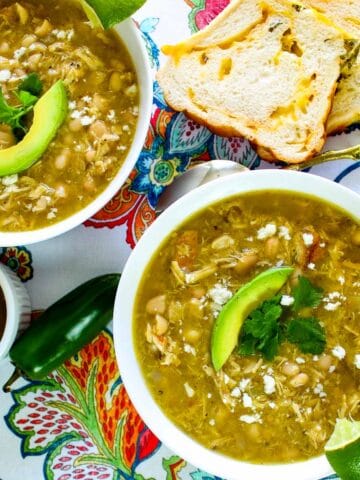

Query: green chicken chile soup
133;190;360;464
0;0;138;231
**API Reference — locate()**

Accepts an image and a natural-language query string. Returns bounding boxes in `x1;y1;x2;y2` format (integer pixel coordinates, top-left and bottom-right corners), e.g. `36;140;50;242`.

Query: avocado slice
211;266;294;371
0;80;68;176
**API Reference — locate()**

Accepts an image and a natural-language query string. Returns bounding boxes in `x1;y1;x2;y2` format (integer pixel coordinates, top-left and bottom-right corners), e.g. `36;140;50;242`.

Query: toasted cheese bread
158;0;347;164
301;0;360;39
301;1;360;134
328;40;360;133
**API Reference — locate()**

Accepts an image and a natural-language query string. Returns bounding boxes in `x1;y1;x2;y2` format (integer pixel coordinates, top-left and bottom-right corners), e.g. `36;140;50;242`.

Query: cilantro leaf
286;317;326;354
0;73;42;139
18;73;43;97
238;295;284;360
0;88;20;128
291;276;323;311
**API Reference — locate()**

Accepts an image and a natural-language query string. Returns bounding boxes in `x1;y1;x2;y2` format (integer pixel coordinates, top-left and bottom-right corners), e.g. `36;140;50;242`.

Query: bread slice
328;40;360;133
158;0;347;164
300;1;360;134
300;0;360;39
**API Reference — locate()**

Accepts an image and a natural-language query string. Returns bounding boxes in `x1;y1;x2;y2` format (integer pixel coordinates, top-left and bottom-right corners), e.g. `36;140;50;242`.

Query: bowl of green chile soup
0;0;152;245
114;170;360;480
0;264;31;360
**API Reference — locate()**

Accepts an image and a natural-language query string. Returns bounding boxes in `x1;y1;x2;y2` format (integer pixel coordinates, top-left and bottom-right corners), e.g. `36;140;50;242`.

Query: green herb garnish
292;275;323;311
238;295;283;360
286;317;326;354
238;275;325;359
0;73;43;139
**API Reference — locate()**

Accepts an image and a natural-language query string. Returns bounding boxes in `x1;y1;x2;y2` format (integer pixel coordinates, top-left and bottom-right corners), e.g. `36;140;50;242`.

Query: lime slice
325;418;360;480
79;0;146;29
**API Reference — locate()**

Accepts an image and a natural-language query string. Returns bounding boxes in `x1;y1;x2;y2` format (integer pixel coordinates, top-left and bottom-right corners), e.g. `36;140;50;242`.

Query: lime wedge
79;0;146;29
325;418;360;480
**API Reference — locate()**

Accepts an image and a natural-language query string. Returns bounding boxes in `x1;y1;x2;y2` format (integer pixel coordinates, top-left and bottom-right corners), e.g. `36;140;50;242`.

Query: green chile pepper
3;273;120;392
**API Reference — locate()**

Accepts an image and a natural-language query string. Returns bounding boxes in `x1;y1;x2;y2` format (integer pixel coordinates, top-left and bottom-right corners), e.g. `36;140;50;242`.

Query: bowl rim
0;264;20;359
114;169;360;480
0;17;153;247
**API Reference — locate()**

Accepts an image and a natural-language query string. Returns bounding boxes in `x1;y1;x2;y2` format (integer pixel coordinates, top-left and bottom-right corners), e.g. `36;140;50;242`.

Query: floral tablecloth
0;1;359;479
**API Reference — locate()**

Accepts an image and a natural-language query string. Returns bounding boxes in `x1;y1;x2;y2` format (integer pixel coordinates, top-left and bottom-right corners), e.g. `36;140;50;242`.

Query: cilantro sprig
238;275;325;360
0;73;43;139
292;275;323;311
239;295;283;360
286;317;326;354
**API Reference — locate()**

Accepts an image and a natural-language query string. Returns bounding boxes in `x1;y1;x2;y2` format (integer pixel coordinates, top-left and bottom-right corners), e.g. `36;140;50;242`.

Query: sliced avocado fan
79;0;147;29
0;80;68;177
211;266;294;371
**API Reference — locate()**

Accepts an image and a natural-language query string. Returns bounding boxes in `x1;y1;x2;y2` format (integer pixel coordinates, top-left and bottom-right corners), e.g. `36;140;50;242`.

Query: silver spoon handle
285;144;360;171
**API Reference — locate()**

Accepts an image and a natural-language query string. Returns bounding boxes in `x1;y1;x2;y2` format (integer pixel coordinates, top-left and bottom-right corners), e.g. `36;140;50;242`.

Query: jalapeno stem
3;366;22;392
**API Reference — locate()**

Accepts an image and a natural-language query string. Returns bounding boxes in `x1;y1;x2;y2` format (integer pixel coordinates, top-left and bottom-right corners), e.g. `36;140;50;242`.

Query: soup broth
134;191;360;464
0;0;138;230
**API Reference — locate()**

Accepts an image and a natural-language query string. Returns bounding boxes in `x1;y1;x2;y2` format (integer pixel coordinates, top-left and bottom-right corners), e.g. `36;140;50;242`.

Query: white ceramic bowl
0;264;31;360
0;18;152;247
114;170;360;480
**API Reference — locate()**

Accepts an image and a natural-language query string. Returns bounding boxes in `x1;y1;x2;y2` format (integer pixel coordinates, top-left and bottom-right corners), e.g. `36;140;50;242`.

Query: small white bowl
113;170;360;480
0;18;152;246
0;264;31;360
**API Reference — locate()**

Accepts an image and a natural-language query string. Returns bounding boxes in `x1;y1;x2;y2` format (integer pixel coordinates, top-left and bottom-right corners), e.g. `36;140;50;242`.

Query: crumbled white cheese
0;69;11;81
319;242;325;248
246;236;254;242
239;378;251;391
68;101;76;110
257;223;277;240
208;284;232;306
313;355;319;361
307;263;315;270
324;302;341;311
354;355;360;369
71;109;82;119
239;414;262;424
276;259;284;267
184;343;196;356
80;115;95;126
268;402;276;409
313;383;327;398
280;295;294;306
209;419;215;426
296;357;306;364
47;208;58;220
243;393;253;408
329;365;336;373
82;95;92;103
332;346;346;360
184;382;195;398
279;226;291;240
302;233;314;246
207;393;212;399
263;375;276;395
338;276;345;285
230;387;241;398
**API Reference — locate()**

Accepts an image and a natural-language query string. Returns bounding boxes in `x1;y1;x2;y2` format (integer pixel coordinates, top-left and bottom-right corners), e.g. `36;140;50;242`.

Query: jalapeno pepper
3;273;120;392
